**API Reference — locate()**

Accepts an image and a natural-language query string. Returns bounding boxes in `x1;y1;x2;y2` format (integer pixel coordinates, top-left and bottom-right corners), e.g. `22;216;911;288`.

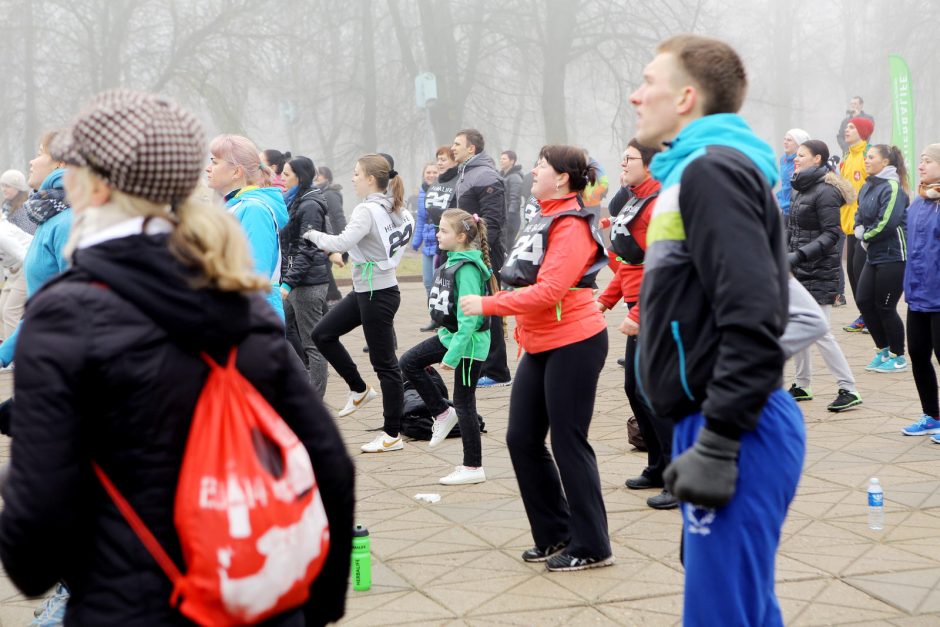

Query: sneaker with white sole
439;466;486;485
865;348;890;371
902;414;940;436
32;582;69;626
872;354;908;373
429;407;459;448
477;376;511;388
932;433;940;445
338;386;377;417
545;552;615;572
361;432;403;453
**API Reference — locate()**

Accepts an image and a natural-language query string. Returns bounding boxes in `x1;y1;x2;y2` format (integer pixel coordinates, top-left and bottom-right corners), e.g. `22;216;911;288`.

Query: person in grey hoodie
305;154;414;452
453;129;512;386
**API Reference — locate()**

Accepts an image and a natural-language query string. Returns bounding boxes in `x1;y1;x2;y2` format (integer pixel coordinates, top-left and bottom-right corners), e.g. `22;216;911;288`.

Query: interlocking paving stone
1;264;938;624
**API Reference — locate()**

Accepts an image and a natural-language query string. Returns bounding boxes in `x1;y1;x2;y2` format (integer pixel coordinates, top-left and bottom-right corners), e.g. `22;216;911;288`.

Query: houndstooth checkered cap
51;89;206;205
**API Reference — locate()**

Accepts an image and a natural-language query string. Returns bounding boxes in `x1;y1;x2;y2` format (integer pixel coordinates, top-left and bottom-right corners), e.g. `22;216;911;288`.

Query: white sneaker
428;408;459;449
338;387;377;417
361;432;403;453
439;466;486;485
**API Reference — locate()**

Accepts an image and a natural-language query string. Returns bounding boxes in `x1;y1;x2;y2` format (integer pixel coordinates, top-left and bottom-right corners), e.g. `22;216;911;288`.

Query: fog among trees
0;0;935;193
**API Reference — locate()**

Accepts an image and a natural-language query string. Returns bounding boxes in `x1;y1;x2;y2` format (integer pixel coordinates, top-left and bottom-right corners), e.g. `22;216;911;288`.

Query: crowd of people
0;32;934;627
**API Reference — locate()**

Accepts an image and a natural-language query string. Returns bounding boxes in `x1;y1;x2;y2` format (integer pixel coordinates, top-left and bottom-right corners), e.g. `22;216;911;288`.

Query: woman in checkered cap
207;134;290;321
0;89;354;626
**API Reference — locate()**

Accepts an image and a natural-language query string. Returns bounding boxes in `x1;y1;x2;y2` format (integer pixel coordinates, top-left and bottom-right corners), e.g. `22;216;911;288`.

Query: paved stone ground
1;265;939;625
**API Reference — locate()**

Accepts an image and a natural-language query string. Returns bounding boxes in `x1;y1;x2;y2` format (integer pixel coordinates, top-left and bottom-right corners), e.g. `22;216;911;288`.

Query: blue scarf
283;185;299;209
39;168;66;191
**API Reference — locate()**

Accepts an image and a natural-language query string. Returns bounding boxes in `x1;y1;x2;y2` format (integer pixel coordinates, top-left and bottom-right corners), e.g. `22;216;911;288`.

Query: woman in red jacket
596;139;677;510
460;145;612;571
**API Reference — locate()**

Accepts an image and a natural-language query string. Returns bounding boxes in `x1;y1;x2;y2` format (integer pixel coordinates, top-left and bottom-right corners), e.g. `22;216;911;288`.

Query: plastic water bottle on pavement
867;477;884;530
351;524;372;591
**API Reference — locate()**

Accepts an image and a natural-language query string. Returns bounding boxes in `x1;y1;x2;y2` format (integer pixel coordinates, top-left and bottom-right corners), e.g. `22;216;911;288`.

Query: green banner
889;54;915;177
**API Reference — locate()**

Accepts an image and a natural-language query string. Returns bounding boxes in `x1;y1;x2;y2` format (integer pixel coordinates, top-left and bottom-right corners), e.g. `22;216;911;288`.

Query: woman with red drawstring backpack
0;89;354;626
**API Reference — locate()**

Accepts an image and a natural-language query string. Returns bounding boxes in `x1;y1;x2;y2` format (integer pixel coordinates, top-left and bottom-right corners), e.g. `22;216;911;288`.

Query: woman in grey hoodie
305;154;414;452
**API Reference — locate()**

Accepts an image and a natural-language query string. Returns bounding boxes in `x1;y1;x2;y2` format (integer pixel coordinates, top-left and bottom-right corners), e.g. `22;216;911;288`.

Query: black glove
664;427;741;508
787;251;800;267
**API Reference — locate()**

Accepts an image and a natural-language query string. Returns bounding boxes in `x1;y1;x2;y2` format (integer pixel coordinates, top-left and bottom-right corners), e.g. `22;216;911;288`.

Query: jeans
0;268;26;340
284;284;330;399
420;253;435;296
399;336;483;467
313;287;403;435
506;330;610;557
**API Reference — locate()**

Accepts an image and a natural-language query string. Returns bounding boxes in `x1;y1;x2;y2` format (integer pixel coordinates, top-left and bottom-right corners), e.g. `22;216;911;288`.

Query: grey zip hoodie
304;193;404;293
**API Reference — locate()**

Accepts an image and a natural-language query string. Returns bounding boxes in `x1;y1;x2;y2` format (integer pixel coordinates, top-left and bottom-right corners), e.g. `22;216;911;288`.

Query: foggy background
0;0;935;199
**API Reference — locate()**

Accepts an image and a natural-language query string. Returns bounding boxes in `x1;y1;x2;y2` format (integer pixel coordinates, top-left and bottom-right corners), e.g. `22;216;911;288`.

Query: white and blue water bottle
867;477;884;530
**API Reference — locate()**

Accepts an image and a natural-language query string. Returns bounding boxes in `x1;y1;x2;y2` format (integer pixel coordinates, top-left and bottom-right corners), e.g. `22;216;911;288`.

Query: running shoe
843;316;866;332
428;408;458;448
521;541;569;563
872;355;908;373
865;348;889;371
439;466;486;485
338;386;377;417
901;415;940;436
788;384;813;401
545;552;615;572
827;389;862;412
477;376;512;388
361;432;403;453
32;583;68;626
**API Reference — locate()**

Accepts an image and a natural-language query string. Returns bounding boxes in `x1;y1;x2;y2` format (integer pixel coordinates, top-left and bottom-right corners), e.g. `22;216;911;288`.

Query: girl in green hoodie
399;208;495;485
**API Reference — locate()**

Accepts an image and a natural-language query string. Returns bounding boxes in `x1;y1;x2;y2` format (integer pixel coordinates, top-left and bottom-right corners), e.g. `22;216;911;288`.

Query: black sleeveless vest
428;260;491;333
609;191;658;264
500;206;608;288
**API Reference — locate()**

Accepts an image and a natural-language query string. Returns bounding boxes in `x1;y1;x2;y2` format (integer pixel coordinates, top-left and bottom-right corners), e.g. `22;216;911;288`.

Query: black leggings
313;287;403;436
856;261;905;355
506;330;610;558
399;336;483;467
624;330;673;481
907;310;940;418
846;235;867;313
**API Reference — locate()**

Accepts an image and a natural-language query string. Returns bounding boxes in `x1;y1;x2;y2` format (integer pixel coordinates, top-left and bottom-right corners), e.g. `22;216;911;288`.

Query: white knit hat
0;170;29;192
785;128;811;146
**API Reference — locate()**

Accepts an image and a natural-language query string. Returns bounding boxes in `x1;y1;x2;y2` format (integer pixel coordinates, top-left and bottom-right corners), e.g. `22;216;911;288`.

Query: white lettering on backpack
218;492;330;621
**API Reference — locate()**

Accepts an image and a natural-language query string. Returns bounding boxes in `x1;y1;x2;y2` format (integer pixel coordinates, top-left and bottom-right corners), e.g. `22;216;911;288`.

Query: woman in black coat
0;90;354;626
786;140;862;412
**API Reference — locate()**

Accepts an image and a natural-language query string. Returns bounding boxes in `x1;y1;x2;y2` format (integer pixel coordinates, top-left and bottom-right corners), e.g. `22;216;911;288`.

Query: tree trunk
359;0;377;152
540;1;576;144
22;0;37;162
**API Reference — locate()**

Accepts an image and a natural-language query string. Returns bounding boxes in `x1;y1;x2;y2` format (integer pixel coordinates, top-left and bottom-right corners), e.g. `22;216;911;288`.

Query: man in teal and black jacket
631;35;803;627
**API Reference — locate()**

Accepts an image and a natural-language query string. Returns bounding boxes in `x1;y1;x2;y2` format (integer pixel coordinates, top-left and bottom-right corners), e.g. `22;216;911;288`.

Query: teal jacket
437;250;492;374
226;186;289;320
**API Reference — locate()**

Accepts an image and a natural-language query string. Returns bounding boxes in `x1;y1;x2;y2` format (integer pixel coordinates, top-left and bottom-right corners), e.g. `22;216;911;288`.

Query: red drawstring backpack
94;348;330;625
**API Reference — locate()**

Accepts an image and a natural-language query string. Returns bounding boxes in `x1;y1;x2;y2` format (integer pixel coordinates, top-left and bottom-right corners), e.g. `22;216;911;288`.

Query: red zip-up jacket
598;176;660;323
481;194;606;354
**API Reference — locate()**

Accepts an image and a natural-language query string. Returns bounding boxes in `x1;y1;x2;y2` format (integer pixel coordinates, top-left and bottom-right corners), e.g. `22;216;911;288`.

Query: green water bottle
351;524;371;591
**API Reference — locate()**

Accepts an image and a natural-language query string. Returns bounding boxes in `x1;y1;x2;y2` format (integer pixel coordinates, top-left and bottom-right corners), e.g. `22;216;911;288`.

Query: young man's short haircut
657;35;747;115
502;150;517;163
456;128;485;154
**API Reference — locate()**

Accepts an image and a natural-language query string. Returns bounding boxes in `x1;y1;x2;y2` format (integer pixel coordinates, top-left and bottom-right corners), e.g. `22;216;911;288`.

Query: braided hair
441;208;499;296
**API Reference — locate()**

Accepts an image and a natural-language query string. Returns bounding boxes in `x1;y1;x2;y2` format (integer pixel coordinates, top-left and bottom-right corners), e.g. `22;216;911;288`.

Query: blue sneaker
873;354;908;373
865;348;889;371
32;583;68;626
902;415;940;436
477;376;512;388
843;316;866;333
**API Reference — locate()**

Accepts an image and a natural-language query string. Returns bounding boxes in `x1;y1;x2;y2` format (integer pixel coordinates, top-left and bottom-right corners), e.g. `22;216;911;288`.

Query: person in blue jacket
777;128;810;215
900;143;940;439
0;131;72;368
412;161;440;331
206;134;289;320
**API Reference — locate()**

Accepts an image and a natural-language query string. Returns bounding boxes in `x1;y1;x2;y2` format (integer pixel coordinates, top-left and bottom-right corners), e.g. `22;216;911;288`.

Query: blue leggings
674;388;805;627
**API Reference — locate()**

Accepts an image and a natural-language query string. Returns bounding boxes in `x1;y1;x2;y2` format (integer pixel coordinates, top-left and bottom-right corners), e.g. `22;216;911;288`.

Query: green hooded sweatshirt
437;249;492;372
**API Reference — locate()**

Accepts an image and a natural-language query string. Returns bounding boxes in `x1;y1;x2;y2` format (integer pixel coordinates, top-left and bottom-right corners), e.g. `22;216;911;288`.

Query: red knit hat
849;116;874;141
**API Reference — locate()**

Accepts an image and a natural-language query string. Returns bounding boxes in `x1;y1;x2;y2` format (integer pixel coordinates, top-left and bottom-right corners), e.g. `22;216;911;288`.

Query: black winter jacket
321;184;346;236
280;188;331;288
788;166;851;305
855;174;909;265
0;232;355;626
456;153;506;237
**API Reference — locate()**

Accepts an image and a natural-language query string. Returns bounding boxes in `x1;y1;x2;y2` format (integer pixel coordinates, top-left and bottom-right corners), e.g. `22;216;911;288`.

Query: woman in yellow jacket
840;116;873;332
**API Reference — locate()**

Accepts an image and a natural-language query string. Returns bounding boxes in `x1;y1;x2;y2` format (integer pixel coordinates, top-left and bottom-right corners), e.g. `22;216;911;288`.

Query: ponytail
388;174;405;213
442;208;499;295
873;144;910;194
